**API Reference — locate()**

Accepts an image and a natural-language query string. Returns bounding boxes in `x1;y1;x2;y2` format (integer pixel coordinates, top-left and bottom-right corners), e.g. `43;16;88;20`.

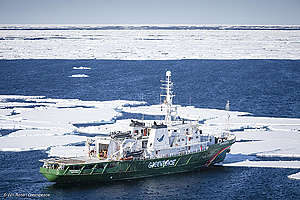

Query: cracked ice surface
0;26;300;59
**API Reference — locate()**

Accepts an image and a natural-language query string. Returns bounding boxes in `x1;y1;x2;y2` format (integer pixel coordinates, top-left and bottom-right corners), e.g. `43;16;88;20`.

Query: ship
40;71;235;183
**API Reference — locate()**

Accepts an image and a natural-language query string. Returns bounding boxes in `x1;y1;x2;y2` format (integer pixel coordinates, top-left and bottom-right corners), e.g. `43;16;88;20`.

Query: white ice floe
122;104;248;121
222;160;300;169
69;74;89;78
1;94;300;174
73;66;91;70
0;25;300;59
47;145;87;158
0;95;45;100
0;95;145;153
288;172;300;180
0;134;85;152
75;119;134;135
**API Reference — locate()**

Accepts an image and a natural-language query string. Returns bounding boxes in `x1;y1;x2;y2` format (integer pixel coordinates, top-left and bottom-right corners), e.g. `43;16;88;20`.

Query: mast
225;100;230;131
160;71;175;124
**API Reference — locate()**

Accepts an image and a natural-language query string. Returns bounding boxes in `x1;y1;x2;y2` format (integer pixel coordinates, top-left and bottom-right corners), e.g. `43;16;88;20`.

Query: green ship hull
40;140;233;183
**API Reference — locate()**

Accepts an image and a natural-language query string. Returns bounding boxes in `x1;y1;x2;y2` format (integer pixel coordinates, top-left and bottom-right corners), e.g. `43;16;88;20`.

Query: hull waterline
40;141;233;184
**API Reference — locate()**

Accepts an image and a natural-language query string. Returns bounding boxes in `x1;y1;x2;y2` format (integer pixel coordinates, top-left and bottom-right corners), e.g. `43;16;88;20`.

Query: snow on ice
0;25;300;59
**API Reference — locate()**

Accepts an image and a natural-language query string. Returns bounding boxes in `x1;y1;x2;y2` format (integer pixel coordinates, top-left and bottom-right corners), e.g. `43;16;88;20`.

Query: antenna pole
225;100;230;131
160;71;175;124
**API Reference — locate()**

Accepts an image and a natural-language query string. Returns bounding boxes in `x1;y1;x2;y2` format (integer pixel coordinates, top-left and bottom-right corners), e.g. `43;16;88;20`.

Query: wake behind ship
40;71;235;183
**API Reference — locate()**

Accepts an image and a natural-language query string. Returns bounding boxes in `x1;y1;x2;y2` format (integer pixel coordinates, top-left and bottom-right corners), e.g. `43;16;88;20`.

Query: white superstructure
90;71;232;161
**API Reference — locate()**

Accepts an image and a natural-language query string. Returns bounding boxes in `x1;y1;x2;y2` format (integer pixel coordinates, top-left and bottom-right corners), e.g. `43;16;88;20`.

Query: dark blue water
0;150;299;200
0;59;299;118
0;59;300;199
